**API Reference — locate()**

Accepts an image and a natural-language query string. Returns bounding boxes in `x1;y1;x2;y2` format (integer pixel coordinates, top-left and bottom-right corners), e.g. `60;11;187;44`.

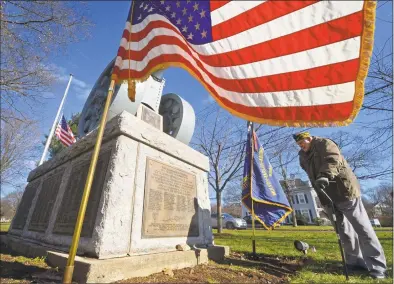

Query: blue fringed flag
242;127;292;229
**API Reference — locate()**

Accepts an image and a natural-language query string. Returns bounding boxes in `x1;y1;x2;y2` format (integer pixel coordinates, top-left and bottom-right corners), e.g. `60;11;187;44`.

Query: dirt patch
1;244;300;283
117;252;300;283
117;262;284;283
0;244;62;283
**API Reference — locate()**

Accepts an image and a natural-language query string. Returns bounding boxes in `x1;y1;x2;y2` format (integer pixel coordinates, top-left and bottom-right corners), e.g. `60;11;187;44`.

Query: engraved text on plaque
142;159;199;238
12;180;40;230
53;151;111;237
29;168;65;232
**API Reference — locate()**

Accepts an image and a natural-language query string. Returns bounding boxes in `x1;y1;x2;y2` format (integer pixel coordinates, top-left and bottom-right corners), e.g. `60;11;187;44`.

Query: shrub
296;214;308;225
313;217;324;226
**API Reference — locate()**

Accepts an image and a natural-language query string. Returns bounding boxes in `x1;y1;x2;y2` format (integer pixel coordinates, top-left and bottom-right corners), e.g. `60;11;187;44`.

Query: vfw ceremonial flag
55;115;76;147
111;0;376;127
242;129;292;229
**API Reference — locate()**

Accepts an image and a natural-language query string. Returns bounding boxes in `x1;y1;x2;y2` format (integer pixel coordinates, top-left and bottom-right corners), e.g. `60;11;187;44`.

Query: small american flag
112;1;376;127
55;115;76;147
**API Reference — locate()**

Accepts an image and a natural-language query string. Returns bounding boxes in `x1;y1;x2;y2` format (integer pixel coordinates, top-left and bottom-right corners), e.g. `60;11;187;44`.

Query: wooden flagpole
62;79;115;283
248;121;256;256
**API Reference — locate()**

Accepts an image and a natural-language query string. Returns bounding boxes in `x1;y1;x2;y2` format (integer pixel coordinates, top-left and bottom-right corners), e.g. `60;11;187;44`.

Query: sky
4;1;393;195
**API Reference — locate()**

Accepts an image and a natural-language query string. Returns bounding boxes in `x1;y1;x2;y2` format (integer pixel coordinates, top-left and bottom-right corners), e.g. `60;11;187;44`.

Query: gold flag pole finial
62;79;116;283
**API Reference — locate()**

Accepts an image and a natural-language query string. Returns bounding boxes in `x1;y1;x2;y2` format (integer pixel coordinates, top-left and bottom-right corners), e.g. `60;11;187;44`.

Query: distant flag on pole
55;115;76;147
111;0;376;127
242;129;292;230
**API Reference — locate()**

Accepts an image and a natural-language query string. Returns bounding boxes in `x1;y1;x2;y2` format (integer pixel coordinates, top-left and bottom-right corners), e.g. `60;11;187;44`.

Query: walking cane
318;181;349;280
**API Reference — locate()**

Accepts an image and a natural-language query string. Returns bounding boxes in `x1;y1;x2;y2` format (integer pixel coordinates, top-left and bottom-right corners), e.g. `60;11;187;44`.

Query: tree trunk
216;191;223;233
292;209;298;227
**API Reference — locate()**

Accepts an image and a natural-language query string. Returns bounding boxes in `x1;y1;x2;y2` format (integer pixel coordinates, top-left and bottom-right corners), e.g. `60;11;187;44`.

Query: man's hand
315;177;329;190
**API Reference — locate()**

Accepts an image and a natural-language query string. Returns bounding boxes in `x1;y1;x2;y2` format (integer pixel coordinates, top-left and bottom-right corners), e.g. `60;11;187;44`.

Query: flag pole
62;79;116;283
39;74;73;166
248;121;256;256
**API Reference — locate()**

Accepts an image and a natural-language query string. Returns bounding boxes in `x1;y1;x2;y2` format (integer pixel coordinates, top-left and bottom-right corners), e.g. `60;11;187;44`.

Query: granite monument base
1;234;229;283
6;111;227;282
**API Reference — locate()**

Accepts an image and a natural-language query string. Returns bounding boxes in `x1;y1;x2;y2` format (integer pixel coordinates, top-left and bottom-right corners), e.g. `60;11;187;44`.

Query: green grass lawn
0;222;10;232
214;227;393;283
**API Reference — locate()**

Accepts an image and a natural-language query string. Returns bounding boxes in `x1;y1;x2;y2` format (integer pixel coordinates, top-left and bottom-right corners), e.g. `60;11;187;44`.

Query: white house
281;179;325;224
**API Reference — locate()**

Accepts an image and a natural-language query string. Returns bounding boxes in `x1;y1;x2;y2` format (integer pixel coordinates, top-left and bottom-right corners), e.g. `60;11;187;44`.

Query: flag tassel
128;79;136;102
62;80;116;283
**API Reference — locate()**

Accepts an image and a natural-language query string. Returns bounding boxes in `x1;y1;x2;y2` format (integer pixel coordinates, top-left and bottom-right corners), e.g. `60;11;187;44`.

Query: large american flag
55;115;76;147
111;0;376;127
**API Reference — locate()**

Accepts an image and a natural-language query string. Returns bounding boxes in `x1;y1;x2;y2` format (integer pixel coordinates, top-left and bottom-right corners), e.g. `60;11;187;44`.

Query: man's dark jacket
298;137;361;205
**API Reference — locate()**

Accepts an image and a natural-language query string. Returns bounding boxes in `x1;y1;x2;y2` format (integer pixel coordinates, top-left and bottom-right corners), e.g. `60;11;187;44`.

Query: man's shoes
369;270;386;279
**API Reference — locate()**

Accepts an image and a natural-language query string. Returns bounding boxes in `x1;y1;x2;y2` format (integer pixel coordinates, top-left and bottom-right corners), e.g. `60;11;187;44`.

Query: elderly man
293;132;387;279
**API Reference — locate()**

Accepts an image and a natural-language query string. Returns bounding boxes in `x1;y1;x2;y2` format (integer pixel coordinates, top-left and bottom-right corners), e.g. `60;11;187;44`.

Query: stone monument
3;60;228;283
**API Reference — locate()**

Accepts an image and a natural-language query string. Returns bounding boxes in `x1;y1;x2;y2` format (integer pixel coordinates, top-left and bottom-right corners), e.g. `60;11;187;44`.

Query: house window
301;209;311;223
297;193;306;204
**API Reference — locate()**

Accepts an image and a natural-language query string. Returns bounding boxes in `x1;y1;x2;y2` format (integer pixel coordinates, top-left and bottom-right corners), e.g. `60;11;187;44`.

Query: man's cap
293;131;311;142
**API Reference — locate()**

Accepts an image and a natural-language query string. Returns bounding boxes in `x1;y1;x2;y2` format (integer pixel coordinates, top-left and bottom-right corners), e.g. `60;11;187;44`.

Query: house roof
279;178;312;190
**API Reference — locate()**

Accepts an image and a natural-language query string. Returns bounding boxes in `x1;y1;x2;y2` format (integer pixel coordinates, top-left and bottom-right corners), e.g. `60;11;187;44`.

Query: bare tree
0;184;25;219
276;150;298;227
222;203;242;218
0;200;13;220
192;104;305;232
366;183;393;226
362;197;375;218
329;131;389;180
355;37;393;180
192;105;246;233
223;183;242;205
1;111;40;185
0;1;92;122
367;183;393;210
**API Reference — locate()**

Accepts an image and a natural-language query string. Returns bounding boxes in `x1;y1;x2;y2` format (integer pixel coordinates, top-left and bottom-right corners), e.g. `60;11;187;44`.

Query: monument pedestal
5;111;228;282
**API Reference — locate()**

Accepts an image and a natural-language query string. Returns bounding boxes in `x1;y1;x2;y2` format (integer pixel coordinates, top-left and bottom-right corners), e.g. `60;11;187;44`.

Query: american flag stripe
118;52;356;107
55;115;76;147
128;1;363;53
118;48;360;93
55;129;75;146
122;11;363;68
116;41;360;104
112;0;375;126
57;127;73;138
210;1;230;12
210;1;263;27
120;36;361;81
55;131;74;146
211;97;354;122
211;1;316;40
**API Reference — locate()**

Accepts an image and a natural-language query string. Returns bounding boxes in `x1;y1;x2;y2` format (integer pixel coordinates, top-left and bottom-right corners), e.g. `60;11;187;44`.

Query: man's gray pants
323;197;386;273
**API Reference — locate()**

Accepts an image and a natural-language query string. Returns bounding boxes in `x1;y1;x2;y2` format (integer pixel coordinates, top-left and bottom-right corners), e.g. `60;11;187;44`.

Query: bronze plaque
11;180;40;230
142;159;199;238
53;151;111;237
28;168;65;232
